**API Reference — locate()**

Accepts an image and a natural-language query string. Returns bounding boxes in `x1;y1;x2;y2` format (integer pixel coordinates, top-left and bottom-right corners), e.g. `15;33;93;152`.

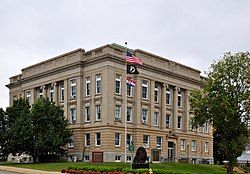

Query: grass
0;162;227;174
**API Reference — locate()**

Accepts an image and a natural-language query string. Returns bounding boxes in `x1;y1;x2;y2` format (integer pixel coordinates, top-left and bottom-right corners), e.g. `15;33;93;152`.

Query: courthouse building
6;43;213;163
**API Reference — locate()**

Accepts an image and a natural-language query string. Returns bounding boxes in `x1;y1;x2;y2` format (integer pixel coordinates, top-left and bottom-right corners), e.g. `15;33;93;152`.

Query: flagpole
124;42;128;163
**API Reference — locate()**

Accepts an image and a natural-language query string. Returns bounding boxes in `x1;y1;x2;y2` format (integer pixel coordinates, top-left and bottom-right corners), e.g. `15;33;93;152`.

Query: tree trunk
227;163;234;174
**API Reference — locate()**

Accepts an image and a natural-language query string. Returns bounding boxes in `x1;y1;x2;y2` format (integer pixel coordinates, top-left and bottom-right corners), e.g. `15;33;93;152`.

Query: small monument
132;146;149;169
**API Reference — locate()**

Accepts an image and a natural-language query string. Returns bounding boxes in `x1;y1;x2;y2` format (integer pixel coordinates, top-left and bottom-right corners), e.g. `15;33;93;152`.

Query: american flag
126;51;142;65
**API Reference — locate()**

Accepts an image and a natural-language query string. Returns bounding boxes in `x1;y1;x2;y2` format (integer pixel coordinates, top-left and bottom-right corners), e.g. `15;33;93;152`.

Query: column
173;87;178;131
76;76;83;124
64;79;68;119
31;88;36;104
161;84;166;129
53;82;58;105
183;89;189;132
150;81;155;127
42;85;47;98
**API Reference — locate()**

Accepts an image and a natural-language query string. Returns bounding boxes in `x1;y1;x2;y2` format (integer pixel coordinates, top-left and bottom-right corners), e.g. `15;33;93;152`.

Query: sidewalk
0;165;61;174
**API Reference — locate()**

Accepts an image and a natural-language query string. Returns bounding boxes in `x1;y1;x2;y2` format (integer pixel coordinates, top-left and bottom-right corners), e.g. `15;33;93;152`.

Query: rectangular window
178;90;182;108
59;83;64;102
142;80;148;99
85;133;90;147
143;135;150;148
68;136;74;148
95;105;101;121
115;105;121;121
205;142;209;152
127;134;132;147
38;87;43;98
191;140;197;151
154;112;159;126
115;156;121;162
85;76;91;96
180;139;186;150
177;116;182;129
204;122;209;133
156;136;162;149
85;106;90;122
154;84;159;103
96;74;101;94
115;133;121;147
69;108;76;124
127;107;132;122
127;84;132;97
26;91;31;104
95;133;101;146
127;156;132;162
141;109;148;124
49;86;54;103
70;79;77;99
166;114;171;128
166;88;171;105
84;156;90;162
115;74;121;94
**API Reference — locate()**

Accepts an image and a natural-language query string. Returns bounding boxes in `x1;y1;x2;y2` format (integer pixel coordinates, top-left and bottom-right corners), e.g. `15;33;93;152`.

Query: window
115;156;121;162
143;135;150;148
127;84;132;97
142;80;148;99
178;90;182;107
191;140;197;151
49;85;54;102
59;83;64;102
154;84;159;103
115;133;121;147
153;112;159;126
85;76;90;96
85;106;90;122
96;74;101;94
95;105;101;121
115;105;121;121
26;91;31;104
205;142;209;152
156;136;162;149
68;137;74;148
127;156;132;162
141;109;148;124
70;79;77;99
204;122;209;133
166;114;171;128
166;88;171;105
84;156;89;162
69;108;76;124
115;74;121;94
95;133;101;146
127;107;132;122
85;133;90;147
180;139;186;150
38;87;43;98
177;116;182;129
127;134;132;147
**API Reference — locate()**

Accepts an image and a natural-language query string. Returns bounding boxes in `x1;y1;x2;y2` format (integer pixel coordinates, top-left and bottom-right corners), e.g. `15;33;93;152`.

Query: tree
31;97;72;162
0;108;7;158
189;52;250;174
4;97;72;162
5;99;33;156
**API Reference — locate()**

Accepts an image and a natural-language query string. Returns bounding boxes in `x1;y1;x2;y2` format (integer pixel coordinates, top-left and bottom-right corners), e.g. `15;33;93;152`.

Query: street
0;170;19;174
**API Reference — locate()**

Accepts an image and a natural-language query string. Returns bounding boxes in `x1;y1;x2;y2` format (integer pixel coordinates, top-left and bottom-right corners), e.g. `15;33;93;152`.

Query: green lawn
0;162;227;174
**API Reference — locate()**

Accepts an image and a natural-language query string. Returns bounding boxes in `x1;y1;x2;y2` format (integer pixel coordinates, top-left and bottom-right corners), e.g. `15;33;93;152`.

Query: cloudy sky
0;0;249;109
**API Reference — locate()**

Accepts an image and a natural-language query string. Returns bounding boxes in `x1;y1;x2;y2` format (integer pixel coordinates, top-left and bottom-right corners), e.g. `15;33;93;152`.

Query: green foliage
5;99;33;156
189;52;250;174
3;97;72;162
31;97;72;161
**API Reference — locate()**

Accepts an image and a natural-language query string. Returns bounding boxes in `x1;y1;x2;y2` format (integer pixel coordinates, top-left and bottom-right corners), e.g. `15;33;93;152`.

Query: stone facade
6;43;213;163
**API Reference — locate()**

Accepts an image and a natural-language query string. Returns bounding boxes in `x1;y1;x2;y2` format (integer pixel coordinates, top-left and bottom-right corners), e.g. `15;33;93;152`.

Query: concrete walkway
0;166;61;174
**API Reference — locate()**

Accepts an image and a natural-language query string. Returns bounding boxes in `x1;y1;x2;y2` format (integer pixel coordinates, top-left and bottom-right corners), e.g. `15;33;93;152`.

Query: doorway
168;141;175;162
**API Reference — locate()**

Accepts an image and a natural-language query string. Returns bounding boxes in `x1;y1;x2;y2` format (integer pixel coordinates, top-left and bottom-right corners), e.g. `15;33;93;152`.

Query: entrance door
152;149;160;162
168;142;175;162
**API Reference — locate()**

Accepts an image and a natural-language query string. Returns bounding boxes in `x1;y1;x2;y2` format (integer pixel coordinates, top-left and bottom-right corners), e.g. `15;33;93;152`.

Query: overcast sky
0;0;249;109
